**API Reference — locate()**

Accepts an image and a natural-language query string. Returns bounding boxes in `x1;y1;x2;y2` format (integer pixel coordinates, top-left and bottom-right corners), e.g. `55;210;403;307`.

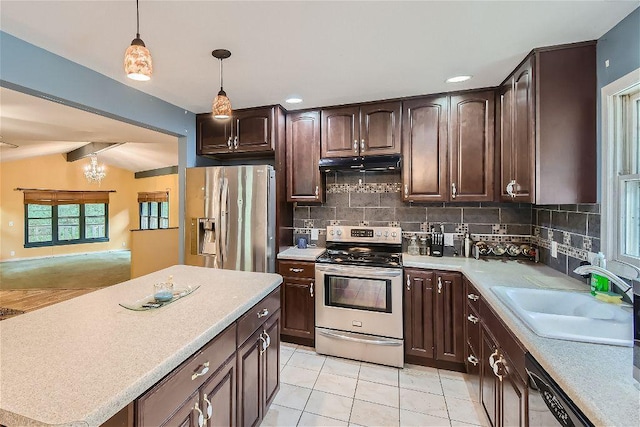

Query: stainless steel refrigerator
185;165;276;273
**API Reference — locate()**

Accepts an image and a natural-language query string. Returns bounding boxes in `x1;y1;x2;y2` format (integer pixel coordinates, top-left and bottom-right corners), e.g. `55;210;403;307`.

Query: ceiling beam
65;142;122;162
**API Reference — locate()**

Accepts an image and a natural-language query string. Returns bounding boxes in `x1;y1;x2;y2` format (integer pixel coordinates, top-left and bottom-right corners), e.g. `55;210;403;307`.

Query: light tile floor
262;343;490;427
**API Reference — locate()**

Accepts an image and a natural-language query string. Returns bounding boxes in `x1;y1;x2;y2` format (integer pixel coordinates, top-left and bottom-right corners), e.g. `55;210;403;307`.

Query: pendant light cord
219;59;224;91
136;0;141;38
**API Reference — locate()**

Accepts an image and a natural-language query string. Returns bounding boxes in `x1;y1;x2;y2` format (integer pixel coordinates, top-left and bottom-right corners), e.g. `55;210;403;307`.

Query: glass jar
419;237;428;255
408;236;420;256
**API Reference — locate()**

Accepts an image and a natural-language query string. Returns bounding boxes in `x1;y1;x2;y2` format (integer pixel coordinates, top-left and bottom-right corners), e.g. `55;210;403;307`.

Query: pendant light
124;0;153;81
212;49;232;119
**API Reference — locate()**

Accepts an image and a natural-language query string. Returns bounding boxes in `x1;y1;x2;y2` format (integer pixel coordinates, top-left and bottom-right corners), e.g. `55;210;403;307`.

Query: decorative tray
119;285;200;311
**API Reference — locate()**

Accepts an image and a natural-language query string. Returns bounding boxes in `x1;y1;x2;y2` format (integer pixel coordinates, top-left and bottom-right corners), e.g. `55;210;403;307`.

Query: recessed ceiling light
446;75;472;83
285;97;303;104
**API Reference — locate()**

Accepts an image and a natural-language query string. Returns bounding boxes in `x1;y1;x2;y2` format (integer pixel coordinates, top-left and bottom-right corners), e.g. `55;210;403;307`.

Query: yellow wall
0;154;178;261
130;228;179;278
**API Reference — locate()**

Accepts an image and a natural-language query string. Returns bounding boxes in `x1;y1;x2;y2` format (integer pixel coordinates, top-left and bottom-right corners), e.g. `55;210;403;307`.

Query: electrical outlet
8;221;14;227
551;241;558;258
10;251;15;256
444;233;454;246
310;228;319;241
122;242;126;247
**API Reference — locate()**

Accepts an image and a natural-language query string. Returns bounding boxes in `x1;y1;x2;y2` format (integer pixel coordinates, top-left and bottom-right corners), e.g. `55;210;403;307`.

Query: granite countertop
277;246;326;261
403;255;638;427
0;265;283;427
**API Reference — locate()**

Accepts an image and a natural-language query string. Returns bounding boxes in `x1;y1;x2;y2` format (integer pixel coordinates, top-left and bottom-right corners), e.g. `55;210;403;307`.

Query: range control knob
384;231;389;237
376;231;382;237
336;230;342;236
391;232;397;238
329;230;335;236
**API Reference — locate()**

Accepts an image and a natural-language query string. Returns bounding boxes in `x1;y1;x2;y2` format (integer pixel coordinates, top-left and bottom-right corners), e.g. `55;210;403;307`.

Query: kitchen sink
491;286;633;347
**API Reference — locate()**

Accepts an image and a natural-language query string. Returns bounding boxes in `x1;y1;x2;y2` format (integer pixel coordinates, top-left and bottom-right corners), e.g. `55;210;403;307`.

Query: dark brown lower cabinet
201;357;236;426
278;260;315;347
237;310;281;427
404;268;464;370
165;393;200;427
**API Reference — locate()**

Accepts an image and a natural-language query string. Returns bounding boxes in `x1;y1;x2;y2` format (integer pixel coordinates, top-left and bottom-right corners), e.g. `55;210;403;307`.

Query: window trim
601;67;640;270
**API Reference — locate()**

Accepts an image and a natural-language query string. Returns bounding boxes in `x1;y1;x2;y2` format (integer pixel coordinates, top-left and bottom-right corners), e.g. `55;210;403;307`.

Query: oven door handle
317;329;402;346
315;265;402;277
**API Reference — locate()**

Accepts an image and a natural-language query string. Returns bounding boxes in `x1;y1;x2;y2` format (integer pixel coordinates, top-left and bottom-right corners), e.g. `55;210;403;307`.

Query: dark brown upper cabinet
286;111;324;203
498;42;597;204
321;101;401;158
197;106;276;156
449;91;495;202
402;96;449;202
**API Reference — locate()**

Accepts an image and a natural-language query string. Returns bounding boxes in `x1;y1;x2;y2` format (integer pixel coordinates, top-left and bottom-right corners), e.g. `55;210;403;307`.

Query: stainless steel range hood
319;154;401;172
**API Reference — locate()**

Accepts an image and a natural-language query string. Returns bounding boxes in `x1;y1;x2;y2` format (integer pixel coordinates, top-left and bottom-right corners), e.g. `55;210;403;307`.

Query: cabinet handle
353;140;358;153
451;182;457;199
191;361;210;380
203;393;213;421
315;186;319;198
263;330;271;348
227;137;232;149
310;282;314;298
488;349;499;368
360;139;365;151
406;275;411;291
493;356;506;382
506;180;517;198
257;308;269;318
289;267;304;273
437;277;443;294
467;355;479;366
467;293;479;301
194;403;205;427
404;184;409;196
259;335;267;355
467;314;479;324
233;136;238;149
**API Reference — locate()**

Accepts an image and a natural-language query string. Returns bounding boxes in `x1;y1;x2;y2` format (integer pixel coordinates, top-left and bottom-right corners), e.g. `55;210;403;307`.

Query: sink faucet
573;264;633;300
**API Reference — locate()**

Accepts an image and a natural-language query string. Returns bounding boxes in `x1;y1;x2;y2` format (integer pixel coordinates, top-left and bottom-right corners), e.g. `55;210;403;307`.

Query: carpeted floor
0;251;131;290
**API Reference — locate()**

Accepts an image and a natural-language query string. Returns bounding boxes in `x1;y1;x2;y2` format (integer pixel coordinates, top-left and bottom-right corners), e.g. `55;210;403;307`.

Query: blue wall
0;31;197;261
596;7;640;199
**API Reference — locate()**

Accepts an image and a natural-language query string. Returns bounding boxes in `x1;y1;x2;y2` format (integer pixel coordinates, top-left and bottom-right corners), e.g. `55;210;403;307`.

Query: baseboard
1;249;130;263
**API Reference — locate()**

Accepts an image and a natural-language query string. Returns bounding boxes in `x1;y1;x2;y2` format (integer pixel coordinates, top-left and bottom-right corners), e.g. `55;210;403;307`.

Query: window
138;191;169;230
602;69;640;268
23;190;109;247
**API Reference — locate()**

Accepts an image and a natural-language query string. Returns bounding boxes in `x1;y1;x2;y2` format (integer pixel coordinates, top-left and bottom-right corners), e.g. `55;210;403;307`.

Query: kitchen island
0;265;282;426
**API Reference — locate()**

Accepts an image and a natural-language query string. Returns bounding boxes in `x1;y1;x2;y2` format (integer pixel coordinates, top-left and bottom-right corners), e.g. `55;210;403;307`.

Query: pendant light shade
212;49;232;119
124;0;152;81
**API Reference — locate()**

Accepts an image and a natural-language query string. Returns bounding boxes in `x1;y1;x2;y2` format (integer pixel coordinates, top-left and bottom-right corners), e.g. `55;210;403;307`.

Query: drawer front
237;287;281;345
466;303;480;354
465;279;481;314
277;260;315;279
137;323;237;427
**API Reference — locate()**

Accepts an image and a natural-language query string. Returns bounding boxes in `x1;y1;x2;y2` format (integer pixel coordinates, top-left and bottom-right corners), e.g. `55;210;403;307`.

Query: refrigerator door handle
220;177;230;265
215;177;224;268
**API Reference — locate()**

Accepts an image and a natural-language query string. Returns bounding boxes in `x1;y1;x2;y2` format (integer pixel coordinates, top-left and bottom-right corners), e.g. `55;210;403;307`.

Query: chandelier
84;154;107;184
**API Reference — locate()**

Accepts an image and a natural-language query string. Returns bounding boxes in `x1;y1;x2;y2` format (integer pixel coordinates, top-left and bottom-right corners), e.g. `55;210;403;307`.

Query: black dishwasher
525;353;593;427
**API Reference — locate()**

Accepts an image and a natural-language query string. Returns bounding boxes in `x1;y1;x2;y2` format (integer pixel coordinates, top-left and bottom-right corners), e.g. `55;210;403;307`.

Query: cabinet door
360;101;402;156
403;269;435;361
281;277;315;340
286;111;323;202
434;272;464;363
498;80;515;201
512;57;534;202
234;107;274;153
449;91;495;201
237;329;263;427
402;96;448;202
197;114;233;155
162;393;199;427
481;325;498;427
263;311;281;412
500;354;527;427
201;359;236;427
321;106;359;158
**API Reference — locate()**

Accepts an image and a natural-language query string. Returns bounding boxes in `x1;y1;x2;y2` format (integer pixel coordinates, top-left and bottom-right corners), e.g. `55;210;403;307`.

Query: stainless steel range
315;226;404;367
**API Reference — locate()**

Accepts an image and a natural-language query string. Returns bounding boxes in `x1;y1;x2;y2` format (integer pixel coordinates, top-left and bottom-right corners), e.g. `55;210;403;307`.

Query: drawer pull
191;361;210;380
437;277;443;294
467;293;479;301
257;308;269;318
289;268;304;273
467;355;479;366
310;282;314;298
203;393;213;420
194;403;205;427
467;314;479;324
406;275;411;291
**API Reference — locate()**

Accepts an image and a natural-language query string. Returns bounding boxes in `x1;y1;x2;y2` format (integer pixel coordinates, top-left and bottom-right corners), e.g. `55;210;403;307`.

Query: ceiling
0;1;637;170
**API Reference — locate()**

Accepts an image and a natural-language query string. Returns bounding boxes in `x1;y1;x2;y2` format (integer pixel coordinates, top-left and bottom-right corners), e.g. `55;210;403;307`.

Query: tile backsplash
292;171;602;282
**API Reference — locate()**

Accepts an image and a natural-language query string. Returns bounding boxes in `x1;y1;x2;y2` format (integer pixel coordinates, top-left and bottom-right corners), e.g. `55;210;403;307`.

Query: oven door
315;263;403;339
